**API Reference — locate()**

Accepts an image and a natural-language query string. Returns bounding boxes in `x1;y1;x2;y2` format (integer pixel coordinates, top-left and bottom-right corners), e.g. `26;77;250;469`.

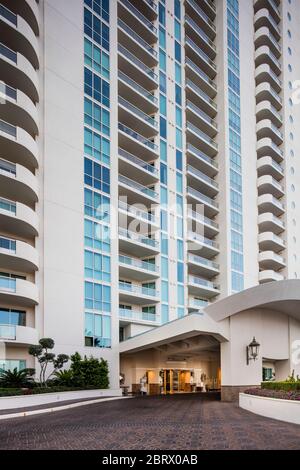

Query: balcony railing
188;275;219;290
187;186;219;208
119;147;158;177
0;158;16;176
187;121;218;149
119;96;158;128
0;324;16;340
118;19;157;58
119;254;158;273
119;0;157;34
119;308;157;323
0;82;17;101
186;0;216;32
188;253;219;270
188;231;219;249
118;71;158;104
0;236;16;252
186;79;217;110
186;99;217;129
118;122;158;151
271;141;283;157
119;227;159;248
189;298;209;309
187;164;218;188
0;42;17;63
118;199;157;224
0;119;16;137
187;143;218;169
0;275;16;292
185;36;216;71
187;208;219;229
119;281;158;297
0;4;17;26
186;58;217;91
119;174;158;199
118;44;157;81
0;197;16;214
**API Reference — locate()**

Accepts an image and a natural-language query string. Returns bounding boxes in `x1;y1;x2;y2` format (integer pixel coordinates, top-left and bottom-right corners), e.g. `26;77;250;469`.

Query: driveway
0;393;299;450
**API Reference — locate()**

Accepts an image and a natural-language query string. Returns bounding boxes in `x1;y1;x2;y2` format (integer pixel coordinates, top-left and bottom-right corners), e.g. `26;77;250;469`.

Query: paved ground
0;393;300;450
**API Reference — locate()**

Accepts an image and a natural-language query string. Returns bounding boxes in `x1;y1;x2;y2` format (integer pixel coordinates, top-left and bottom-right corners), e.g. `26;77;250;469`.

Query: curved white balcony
186;78;217;117
185;15;216;59
259;250;285;271
185;0;216;40
259;270;284;284
0;324;38;346
118;43;158;91
119;254;159;281
0;85;38;137
118;174;158;207
0;237;38;272
256;119;283;145
258;232;285;253
0;159;38;205
257;175;284;198
118;0;157;44
187;253;219;278
257;156;284;180
186;164;218;197
0;5;39;69
255;64;281;92
256;82;282;110
187;231;219;258
258;212;284;234
118;19;157;68
118;96;158;138
254;26;281;58
188;297;209;313
119;281;159;305
186;143;218;177
186;121;218;158
118;147;158;186
188;275;220;299
129;0;158;21
256;137;283;163
254;0;281;24
118;122;159;161
257;193;284;217
185;57;217;99
0;276;38;306
187;186;219;218
118;227;159;257
256;101;282;127
118;71;158;115
0;198;38;237
1;0;39;36
186;99;217;137
119;308;159;326
255;46;281;75
254;8;281;41
185;36;217;79
0;120;38;170
118;199;159;229
0;43;39;102
187;208;219;238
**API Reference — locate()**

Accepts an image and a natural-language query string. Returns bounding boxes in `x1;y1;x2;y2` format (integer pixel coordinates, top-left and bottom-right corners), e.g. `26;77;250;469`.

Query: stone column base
221;385;259;402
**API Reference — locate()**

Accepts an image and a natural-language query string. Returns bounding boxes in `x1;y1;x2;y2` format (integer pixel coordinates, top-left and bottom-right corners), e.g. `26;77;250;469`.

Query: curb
0;396;131;421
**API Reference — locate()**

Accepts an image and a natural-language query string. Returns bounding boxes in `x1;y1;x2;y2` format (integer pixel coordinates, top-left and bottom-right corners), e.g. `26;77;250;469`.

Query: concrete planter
239;392;300;425
0;388;122;411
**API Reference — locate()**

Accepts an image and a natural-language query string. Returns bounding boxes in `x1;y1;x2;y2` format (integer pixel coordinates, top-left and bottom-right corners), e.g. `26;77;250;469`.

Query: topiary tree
29;338;69;387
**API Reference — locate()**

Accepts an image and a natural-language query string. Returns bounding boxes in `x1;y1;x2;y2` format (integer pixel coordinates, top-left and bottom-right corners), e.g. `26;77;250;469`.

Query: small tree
29;338;69;386
0;368;35;388
70;353;109;389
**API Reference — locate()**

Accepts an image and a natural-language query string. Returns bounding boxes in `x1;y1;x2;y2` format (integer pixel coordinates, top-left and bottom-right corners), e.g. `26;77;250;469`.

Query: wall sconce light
246;337;260;365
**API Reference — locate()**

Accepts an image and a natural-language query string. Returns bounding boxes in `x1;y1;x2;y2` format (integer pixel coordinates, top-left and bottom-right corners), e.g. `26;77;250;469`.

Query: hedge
245;388;300;401
261;381;300;392
0;385;103;397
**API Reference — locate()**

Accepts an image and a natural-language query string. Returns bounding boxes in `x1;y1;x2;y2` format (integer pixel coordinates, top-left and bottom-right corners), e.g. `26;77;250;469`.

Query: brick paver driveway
0;393;300;450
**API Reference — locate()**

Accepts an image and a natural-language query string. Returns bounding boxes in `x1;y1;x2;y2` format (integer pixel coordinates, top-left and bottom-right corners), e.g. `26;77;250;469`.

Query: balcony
187;253;219;278
0;324;38;346
0;42;38;103
259;270;284;283
258;212;285;234
119;254;159;281
256;82;282;110
254;27;281;58
256;101;282;127
187;231;219;258
258;250;285;271
258;231;285;253
185;16;216;59
119;308;159;326
186;121;217;159
0;119;38;170
186;143;218;177
188;275;220;298
187;208;219;238
118;147;158;186
257;175;284;198
255;46;281;76
119;281;159;305
0;236;38;272
257;156;284;180
118;199;159;229
118;0;157;43
254;8;281;41
118;44;158;91
0;197;38;238
118;122;158;161
257;194;284;217
255;64;281;93
1;0;39;36
185;58;217;99
256;137;283;163
254;0;281;24
127;0;158;21
0;275;38;306
0;4;39;69
188;297;209;312
118;19;157;68
119;174;158;206
119;227;159;257
118;96;158;138
0;84;38;137
185;36;216;79
187;186;219;218
186;100;217;138
186;164;218;197
118;71;158;114
256;120;283;145
0;159;38;205
186;78;217;118
185;0;216;39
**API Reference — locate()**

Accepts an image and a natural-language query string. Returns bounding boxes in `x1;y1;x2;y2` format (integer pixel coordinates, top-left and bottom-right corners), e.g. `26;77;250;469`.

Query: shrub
53;369;74;387
0;368;35;388
261;381;300;392
245;388;300;401
0;385;100;397
70;353;109;389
